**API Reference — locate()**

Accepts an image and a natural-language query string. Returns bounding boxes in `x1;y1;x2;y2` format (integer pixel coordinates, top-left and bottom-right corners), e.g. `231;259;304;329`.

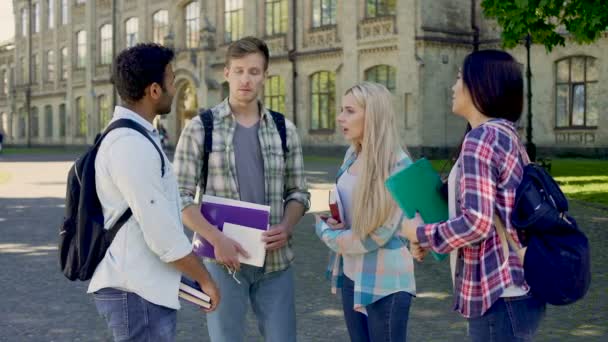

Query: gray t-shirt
233;121;265;205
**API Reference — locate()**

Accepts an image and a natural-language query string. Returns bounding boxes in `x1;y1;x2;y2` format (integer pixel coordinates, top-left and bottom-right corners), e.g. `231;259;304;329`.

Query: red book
328;187;344;223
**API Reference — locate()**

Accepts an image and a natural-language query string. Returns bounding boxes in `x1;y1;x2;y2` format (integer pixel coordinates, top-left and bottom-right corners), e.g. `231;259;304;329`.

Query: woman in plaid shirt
403;50;546;341
315;82;416;342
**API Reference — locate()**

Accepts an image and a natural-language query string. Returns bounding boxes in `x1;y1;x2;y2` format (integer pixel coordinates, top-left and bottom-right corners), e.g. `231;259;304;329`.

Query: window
265;0;288;36
76;0;86;4
60;47;68;80
20;57;26;84
310;71;336;130
21;8;28;36
312;0;336;28
19;108;26;138
152;10;169;45
47;0;54;29
100;24;112;65
224;0;243;43
185;2;199;49
0;70;5;95
59;103;66;137
45;105;53;137
75;97;87;136
32;54;39;83
33;2;40;33
46;50;55;82
61;0;68;25
365;0;396;18
31;107;39;137
364;65;396;93
76;31;86;68
264;75;286;114
125;17;138;48
98;95;111;129
555;56;598;128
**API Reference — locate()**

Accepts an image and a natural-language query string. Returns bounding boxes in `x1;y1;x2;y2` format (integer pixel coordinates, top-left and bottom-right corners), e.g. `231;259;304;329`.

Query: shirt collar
217;97;270;121
112;106;157;133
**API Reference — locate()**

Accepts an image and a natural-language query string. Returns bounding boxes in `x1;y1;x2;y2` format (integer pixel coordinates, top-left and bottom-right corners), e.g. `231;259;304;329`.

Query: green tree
482;0;608;51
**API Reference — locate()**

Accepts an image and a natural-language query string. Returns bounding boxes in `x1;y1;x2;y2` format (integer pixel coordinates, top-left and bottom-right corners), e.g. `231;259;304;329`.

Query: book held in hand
385;158;449;261
179;276;211;309
192;195;270;260
222;222;266;267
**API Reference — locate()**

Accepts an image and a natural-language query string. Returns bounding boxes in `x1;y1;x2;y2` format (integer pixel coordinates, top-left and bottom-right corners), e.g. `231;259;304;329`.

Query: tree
481;0;607;161
482;0;608;52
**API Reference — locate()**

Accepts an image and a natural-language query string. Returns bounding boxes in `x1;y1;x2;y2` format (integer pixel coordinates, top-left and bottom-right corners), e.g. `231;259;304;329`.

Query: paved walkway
0;152;606;341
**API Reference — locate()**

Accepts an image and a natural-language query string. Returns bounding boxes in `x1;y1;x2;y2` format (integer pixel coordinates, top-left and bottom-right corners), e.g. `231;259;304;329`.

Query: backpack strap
268;109;289;156
198;109;214;193
98;118;166;239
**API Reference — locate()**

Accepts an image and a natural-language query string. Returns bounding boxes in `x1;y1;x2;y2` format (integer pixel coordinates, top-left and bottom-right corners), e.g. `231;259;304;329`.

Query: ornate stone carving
303;27;339;49
266;35;287;56
358;17;396;40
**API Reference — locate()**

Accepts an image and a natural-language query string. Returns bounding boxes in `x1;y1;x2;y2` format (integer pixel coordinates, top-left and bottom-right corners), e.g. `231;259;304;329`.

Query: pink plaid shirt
416;119;528;318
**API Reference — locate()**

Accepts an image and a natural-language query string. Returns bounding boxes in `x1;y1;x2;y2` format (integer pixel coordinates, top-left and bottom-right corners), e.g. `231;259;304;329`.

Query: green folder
385;158;448;261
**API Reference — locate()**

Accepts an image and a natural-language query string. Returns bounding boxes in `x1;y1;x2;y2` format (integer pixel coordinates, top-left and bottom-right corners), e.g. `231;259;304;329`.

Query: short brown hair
225;36;270;70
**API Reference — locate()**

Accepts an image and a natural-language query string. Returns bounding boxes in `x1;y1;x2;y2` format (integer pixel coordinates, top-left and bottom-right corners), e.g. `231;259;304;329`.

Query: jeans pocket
94;289;129;340
506;295;546;339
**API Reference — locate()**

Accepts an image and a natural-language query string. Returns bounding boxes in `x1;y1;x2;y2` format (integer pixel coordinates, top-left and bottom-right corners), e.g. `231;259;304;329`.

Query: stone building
0;0;606;156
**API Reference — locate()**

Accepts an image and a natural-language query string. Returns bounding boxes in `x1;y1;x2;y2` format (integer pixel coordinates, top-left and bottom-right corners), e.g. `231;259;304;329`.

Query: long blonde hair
346;82;403;238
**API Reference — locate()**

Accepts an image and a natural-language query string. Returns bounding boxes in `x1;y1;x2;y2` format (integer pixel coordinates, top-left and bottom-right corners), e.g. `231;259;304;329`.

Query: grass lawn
1;146;86;155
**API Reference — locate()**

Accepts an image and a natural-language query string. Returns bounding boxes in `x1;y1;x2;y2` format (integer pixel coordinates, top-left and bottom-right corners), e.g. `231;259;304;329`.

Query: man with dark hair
88;43;219;341
174;36;310;341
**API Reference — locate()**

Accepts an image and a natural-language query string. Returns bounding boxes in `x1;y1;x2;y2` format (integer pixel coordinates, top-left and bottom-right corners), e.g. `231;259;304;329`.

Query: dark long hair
439;50;524;187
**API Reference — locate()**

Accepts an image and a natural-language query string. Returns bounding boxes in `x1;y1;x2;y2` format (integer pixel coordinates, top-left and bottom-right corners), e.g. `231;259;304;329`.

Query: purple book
192;195;270;259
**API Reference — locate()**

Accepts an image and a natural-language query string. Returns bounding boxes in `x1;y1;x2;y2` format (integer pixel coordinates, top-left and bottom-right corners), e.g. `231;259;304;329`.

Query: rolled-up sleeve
107;135;192;263
283;121;311;211
173;118;205;211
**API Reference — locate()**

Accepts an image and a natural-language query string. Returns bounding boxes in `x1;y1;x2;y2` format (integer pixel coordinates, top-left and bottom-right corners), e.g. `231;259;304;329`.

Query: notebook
192;195;271;260
385;158;449;261
222;223;266;267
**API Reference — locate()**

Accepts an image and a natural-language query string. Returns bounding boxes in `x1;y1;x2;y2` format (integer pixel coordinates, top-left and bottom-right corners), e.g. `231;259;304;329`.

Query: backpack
198;108;288;192
488;123;591;305
59;119;165;281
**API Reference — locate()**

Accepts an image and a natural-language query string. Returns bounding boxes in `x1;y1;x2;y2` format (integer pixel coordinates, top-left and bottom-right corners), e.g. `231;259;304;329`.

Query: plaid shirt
174;99;310;273
316;147;416;313
416;119;528;318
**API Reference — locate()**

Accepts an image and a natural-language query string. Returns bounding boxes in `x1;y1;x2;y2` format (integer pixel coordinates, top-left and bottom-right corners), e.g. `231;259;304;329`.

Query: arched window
152;10;169;45
364;65;396;93
312;0;336;28
184;2;199;48
31;107;40;138
224;0;243;43
555;56;598;128
100;24;112;65
125;17;139;48
75;97;87;137
98;95;111;129
45;105;53;137
76;30;87;68
264;75;285;114
58;103;66;137
310;71;336;130
46;50;55;82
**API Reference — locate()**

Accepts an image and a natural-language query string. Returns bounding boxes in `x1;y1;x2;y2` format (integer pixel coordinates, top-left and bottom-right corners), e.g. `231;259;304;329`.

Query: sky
0;1;15;43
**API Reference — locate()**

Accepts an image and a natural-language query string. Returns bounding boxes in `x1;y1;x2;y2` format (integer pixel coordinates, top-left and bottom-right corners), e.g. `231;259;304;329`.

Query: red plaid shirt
416;119;528;318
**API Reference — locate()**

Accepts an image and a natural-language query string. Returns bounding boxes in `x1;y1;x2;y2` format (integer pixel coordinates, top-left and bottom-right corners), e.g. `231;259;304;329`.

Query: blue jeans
467;294;546;342
93;288;177;342
341;276;412;342
204;262;296;342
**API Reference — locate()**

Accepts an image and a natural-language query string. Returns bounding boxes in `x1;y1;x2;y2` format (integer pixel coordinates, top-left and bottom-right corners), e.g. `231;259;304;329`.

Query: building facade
0;0;606;156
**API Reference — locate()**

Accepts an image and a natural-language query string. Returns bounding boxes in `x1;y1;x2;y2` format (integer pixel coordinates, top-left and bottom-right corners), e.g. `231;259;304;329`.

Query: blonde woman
315;82;416;342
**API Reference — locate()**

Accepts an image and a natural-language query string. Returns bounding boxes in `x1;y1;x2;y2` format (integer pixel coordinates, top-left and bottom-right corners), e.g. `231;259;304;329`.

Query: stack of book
179;276;211;309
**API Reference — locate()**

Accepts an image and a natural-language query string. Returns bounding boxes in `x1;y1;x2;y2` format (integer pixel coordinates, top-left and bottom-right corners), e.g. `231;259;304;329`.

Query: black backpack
511;163;591;305
198;108;288;192
59;119;165;281
488;122;591;305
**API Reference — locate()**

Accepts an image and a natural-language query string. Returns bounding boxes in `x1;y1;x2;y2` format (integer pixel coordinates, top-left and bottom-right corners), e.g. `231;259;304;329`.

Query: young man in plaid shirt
173;37;310;342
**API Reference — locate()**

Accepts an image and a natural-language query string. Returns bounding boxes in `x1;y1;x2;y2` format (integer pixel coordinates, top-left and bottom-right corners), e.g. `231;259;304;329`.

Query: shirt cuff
180;194;196;212
159;237;193;263
416;224;432;248
285;192;311;212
